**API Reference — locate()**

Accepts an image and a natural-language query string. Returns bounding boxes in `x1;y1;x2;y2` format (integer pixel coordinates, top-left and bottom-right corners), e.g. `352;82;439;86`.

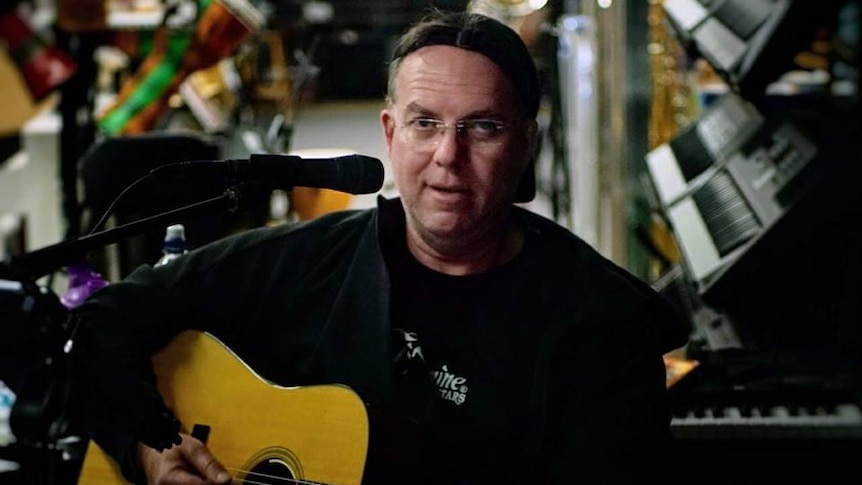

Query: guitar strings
223;466;337;485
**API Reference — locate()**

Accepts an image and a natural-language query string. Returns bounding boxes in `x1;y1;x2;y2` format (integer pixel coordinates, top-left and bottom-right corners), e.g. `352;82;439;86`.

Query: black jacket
72;196;689;484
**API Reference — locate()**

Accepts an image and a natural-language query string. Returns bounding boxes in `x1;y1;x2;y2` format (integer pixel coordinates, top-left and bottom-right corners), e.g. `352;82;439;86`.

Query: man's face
381;45;536;246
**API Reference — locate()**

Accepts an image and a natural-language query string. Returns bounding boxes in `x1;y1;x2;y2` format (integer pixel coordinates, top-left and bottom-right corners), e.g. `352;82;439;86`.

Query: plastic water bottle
155;224;189;267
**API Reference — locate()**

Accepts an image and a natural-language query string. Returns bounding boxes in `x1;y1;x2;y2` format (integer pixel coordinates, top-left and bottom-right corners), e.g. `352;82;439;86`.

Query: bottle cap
163;224;187;253
164;224;185;241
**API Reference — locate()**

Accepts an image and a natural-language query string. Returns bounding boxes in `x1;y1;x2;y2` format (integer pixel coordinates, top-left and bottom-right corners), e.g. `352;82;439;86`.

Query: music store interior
0;0;860;483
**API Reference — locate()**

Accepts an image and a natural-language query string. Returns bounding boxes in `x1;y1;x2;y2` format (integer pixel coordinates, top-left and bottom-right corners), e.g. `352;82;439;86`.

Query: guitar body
77;330;369;485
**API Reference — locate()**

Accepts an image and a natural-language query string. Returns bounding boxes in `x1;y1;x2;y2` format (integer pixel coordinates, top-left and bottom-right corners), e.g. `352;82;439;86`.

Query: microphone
157;153;385;194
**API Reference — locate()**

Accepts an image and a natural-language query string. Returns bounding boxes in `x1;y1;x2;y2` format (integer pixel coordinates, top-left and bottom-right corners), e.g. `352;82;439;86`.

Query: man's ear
380;108;396;151
514;120;539;203
514;159;536;203
524;119;539;157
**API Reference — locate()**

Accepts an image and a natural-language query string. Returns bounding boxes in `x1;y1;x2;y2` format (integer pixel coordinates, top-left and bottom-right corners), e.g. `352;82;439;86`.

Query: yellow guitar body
77;330;369;485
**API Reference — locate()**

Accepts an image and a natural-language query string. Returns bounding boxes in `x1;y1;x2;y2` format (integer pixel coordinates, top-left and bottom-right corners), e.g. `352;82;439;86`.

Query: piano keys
668;360;862;483
672;399;862;440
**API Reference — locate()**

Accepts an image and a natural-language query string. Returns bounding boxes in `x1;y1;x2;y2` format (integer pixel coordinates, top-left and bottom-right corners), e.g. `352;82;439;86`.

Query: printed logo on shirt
431;364;468;406
392;329;469;406
392;328;424;376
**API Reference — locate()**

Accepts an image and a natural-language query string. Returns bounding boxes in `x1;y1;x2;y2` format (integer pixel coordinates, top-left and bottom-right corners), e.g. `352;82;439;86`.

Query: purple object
60;262;109;309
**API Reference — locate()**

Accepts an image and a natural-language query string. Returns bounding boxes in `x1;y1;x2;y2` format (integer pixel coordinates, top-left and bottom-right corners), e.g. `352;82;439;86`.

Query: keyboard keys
672;400;862;440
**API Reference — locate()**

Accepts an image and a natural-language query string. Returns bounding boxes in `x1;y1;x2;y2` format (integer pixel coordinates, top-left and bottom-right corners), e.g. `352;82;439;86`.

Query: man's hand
138;432;231;485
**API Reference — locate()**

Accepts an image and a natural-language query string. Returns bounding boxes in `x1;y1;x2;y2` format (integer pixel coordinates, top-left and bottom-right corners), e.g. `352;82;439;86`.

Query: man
72;9;689;484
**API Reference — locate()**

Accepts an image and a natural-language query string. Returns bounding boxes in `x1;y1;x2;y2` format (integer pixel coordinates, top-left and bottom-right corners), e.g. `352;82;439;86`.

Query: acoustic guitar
76;330;369;485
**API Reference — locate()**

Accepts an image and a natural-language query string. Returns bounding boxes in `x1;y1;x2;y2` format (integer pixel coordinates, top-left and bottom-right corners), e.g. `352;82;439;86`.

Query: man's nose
432;126;467;165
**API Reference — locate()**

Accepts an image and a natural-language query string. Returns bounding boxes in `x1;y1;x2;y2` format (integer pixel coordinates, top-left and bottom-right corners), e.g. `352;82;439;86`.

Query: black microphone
157;153;385;194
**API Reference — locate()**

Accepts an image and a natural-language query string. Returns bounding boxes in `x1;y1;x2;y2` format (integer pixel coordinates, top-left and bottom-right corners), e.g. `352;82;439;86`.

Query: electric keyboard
670;361;862;442
669;363;862;483
672;398;862;440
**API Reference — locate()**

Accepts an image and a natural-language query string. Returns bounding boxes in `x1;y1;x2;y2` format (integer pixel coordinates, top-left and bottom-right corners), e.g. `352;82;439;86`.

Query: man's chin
418;212;470;238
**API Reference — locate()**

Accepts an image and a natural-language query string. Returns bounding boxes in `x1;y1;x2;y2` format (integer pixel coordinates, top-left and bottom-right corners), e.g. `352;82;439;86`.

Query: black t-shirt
385;228;551;483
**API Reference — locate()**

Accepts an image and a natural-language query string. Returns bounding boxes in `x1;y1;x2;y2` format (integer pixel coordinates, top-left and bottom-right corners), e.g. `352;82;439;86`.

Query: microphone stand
0;182;269;485
6;185;255;280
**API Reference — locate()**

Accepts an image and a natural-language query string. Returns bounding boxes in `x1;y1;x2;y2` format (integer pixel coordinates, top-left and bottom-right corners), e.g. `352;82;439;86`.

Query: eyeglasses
395;117;511;147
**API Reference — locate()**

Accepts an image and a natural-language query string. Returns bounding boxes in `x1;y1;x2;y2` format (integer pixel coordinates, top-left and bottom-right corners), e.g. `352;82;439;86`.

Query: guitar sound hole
240;458;295;485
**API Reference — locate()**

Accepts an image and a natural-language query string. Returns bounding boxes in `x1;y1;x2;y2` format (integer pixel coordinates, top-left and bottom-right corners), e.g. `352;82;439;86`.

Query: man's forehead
400;100;503;120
